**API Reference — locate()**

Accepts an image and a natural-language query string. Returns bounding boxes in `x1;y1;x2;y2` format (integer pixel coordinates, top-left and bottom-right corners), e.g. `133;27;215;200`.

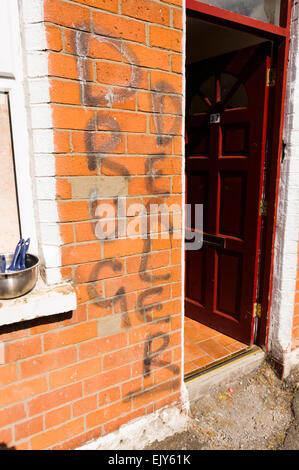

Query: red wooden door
185;43;271;344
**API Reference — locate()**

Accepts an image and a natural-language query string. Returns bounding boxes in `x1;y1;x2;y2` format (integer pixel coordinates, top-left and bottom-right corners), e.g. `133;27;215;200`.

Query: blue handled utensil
19;238;30;270
17;240;26;271
23;238;30;269
24;238;30;254
8;239;23;271
1;255;6;273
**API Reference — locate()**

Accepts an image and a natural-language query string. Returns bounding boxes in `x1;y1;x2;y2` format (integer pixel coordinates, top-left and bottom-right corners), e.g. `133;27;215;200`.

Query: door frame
185;0;293;348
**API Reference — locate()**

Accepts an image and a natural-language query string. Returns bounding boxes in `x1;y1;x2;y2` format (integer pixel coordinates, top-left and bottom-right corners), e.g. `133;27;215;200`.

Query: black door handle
203;234;226;249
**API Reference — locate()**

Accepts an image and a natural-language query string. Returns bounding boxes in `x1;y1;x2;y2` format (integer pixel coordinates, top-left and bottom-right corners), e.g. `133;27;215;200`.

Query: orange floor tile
184;316;249;377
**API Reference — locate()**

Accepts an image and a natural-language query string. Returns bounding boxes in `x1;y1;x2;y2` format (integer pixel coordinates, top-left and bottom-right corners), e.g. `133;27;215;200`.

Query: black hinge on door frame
253;303;262;319
259;199;268;216
281;139;287;163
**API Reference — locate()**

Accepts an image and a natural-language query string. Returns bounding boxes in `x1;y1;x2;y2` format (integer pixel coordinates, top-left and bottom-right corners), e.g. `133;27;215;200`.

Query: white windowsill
0;277;77;327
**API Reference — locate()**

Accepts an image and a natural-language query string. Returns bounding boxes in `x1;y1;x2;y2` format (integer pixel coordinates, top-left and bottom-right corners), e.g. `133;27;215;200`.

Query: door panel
185;43;271;344
216;251;243;320
222;123;249;156
219;171;247;238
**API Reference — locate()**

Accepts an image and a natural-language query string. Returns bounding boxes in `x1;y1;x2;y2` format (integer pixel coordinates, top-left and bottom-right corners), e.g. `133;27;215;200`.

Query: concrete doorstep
186;347;265;402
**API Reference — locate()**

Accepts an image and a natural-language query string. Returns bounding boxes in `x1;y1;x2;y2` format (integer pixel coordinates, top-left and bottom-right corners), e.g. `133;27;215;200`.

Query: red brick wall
0;0;184;450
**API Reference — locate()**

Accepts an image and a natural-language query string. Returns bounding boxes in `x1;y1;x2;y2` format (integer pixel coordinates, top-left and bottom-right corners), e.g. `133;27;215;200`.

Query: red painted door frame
185;0;293;348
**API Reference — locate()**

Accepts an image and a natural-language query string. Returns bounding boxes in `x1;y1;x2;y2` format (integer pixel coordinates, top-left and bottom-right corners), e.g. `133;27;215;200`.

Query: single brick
45;24;63;51
44;0;90;30
55;155;97;176
50;80;81;105
149;25;182;52
48;53;79;80
58;201;90;223
93;10;146;43
121;0;170;26
52;105;95;130
43;321;98;351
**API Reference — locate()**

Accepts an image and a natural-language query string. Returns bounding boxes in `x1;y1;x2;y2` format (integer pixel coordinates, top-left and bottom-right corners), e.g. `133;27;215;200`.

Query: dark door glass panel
196;0;281;26
221;73;248;109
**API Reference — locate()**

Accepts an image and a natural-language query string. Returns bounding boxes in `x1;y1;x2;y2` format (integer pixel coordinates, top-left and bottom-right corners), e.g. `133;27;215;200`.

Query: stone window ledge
0;277;77;327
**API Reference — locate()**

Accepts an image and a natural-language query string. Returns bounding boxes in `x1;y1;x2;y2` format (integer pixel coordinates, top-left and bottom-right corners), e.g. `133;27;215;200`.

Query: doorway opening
184;13;274;379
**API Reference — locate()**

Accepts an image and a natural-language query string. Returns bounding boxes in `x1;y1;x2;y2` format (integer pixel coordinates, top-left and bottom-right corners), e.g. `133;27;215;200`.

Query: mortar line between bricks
54;154;182;159
44;0;182;30
70;251;183;264
77;282;181;296
73;274;182;287
55;155;182;162
45;26;183;54
47;78;181;95
55;24;183;58
84;297;182;314
70;258;183;271
45;0;170;16
74;277;180;290
50;102;182;115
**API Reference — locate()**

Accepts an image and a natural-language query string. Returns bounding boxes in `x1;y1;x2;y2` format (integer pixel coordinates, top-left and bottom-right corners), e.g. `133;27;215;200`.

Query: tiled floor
184;316;249;376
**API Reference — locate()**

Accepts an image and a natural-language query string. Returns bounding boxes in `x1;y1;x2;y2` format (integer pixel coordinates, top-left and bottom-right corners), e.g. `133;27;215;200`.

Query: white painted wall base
77;405;189;451
282;348;299;378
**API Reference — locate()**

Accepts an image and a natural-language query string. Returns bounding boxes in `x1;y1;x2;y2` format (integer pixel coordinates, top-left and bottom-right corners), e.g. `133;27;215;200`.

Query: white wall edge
269;2;299;366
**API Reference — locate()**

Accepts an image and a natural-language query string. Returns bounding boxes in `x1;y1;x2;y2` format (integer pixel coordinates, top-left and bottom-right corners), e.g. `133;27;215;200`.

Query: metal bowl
0;253;39;299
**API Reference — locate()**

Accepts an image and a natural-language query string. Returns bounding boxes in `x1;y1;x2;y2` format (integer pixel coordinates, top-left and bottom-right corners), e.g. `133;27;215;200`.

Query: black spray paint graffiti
71;27;182;398
143;332;180;378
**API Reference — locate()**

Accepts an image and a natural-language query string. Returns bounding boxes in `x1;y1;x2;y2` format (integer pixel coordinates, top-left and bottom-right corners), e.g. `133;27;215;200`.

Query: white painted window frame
0;0;38;253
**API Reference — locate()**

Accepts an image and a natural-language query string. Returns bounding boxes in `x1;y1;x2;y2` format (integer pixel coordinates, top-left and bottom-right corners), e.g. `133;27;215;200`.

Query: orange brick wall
0;0;184;450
